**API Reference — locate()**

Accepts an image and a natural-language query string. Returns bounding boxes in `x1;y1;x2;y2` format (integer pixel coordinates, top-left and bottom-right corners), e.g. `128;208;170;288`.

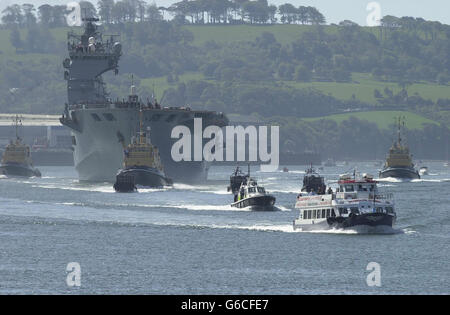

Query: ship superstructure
60;18;228;182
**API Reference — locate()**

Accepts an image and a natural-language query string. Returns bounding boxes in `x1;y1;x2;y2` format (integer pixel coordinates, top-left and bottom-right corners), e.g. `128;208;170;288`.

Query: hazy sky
1;0;449;25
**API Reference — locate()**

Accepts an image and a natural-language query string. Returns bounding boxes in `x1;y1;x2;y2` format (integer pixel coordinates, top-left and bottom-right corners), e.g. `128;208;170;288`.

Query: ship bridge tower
63;17;122;105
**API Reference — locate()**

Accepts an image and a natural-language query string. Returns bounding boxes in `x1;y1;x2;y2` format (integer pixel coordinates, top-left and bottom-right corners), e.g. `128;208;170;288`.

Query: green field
140;71;450;105
184;24;336;46
303;111;439;130
284;73;450;103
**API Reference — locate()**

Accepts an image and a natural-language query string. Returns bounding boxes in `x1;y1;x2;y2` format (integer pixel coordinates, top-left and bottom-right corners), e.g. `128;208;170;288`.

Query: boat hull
65;108;226;183
116;167;172;188
231;195;276;211
379;167;420;179
294;213;395;231
0;163;41;178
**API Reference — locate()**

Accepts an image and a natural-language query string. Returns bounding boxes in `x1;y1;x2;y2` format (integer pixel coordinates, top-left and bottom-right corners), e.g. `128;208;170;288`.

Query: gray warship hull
65;107;227;183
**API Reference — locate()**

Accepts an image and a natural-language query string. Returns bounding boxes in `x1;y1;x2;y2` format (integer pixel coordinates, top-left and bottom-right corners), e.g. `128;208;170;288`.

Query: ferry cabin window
322;209;326;218
312;210;317;219
257;187;265;193
358;185;368;192
350;207;359;214
376;207;383;213
249;187;256;193
345;185;354;192
339;208;348;215
307;211;312;220
326;209;331;217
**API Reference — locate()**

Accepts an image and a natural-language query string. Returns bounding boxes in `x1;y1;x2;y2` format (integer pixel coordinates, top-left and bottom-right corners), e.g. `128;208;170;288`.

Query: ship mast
139;104;145;145
13;115;22;141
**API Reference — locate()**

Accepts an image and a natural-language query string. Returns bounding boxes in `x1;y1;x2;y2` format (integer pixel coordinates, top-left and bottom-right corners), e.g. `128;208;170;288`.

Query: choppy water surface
0;162;449;294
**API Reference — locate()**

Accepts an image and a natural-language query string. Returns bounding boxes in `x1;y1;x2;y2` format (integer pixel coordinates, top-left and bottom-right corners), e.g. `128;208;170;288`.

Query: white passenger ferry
293;172;396;231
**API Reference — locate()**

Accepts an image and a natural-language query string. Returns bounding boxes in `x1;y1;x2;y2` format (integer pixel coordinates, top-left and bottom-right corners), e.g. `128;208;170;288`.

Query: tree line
1;1;326;27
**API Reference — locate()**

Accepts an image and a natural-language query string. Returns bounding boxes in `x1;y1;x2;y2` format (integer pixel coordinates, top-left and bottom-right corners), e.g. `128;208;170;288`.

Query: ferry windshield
344;185;354;192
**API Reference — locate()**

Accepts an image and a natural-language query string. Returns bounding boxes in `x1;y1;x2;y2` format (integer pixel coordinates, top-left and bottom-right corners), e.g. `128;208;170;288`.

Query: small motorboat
419;166;429;176
231;177;276;211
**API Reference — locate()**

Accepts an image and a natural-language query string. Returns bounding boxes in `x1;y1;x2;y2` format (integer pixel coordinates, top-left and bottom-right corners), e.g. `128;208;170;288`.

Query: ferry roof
0;114;62;127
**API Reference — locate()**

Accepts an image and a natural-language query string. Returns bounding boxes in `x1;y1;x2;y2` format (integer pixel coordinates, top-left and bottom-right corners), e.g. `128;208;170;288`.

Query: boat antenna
139;99;144;144
152;82;156;101
13;114;22;141
397;116;402;146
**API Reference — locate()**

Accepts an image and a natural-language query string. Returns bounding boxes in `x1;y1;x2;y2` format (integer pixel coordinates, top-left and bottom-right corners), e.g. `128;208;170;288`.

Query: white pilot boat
231;177;276;211
293;173;396;231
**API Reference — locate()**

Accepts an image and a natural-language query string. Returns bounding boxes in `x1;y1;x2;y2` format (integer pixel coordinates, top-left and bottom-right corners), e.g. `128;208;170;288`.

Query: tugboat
114;97;172;191
294;172;396;231
0;116;41;178
379;118;420;180
231;176;276;211
227;165;249;195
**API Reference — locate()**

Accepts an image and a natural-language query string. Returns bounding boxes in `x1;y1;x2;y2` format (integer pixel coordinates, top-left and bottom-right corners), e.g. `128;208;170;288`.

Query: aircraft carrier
60;18;228;182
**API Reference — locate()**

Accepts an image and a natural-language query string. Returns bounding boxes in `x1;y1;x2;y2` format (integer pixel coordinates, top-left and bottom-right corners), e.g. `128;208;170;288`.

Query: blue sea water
0;162;449;294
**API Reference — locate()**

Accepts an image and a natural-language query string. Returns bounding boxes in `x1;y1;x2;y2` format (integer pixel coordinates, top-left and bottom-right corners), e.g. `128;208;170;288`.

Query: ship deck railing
67;102;223;115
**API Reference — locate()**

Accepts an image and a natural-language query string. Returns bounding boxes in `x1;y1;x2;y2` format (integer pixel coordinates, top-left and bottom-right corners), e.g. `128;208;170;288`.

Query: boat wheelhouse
227;165;249;195
294;173;396;231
